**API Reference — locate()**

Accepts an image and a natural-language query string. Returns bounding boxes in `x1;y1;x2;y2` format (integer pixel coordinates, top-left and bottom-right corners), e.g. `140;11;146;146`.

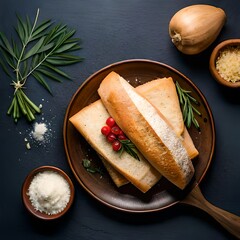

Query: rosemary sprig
175;81;201;130
119;139;140;161
0;8;83;122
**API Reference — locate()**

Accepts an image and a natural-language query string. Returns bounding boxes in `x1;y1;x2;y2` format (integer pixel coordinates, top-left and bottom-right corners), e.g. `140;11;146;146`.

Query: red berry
101;125;111;136
112;140;122;151
111;126;121;135
118;130;124;135
118;134;127;140
106;117;115;127
107;133;116;143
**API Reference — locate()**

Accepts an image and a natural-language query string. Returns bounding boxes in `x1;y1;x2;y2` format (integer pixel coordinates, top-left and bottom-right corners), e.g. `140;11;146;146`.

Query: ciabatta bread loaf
70;100;161;193
98;71;195;189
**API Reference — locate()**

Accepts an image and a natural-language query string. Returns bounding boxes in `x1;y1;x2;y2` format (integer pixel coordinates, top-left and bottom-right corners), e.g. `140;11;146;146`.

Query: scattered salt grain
26;142;31;150
32;122;48;141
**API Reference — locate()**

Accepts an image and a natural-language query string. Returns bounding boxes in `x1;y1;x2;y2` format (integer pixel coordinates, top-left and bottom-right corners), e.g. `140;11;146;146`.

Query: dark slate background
0;0;239;239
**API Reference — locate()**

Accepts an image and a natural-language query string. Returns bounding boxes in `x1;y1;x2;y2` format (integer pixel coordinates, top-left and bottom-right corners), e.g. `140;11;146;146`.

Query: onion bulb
169;5;227;55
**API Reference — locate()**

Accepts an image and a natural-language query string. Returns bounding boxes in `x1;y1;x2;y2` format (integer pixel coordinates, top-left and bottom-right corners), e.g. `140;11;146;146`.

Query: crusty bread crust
137;78;198;159
70;100;161;193
98;72;195;189
99;78;198;187
137;77;184;136
182;127;199;159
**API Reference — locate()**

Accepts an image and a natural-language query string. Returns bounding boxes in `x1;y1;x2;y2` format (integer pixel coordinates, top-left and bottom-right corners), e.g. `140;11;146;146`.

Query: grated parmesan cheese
216;46;240;83
27;171;71;215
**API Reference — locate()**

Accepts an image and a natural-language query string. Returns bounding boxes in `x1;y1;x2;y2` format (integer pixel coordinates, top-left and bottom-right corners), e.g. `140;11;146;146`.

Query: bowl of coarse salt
209;39;240;88
22;166;75;220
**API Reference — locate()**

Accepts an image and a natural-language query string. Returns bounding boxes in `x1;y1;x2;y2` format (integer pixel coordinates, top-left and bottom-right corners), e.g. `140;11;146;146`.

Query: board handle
181;185;240;239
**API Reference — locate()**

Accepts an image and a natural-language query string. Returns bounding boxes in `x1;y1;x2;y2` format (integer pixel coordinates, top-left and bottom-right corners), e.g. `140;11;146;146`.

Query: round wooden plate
63;59;215;213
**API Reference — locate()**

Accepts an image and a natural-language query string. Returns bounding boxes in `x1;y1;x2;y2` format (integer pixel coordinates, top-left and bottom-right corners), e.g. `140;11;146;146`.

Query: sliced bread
137;77;184;136
100;77;198;187
98;71;195;189
70;100;162;193
137;78;199;159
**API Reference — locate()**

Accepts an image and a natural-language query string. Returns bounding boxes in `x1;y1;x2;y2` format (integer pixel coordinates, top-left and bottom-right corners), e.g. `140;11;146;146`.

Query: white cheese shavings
27;171;71;215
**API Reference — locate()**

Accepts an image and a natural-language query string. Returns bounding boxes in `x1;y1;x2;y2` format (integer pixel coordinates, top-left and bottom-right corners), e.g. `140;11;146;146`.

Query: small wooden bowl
22;166;75;220
209;39;240;88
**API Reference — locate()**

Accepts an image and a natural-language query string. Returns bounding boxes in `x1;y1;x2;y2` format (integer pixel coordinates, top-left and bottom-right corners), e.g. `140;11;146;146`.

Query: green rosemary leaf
37;68;62;82
52;53;82;60
186;93;199;104
176;83;183;104
175;81;201;130
46;56;82;66
13;95;19;120
0;46;16;69
22;36;45;60
42;62;71;80
64;38;82;49
120;139;140;161
62;30;76;43
21;58;29;78
44;24;67;44
7;96;16;115
192;105;202;116
65;37;81;43
59;28;76;42
54;42;79;54
15;23;25;44
182;95;188;121
30;54;40;69
37;42;54;53
181;89;192;94
12;39;20;59
192;117;200;130
66;44;82;52
31;19;52;41
186;103;192;128
32;71;52;94
0;58;11;77
20;89;41;113
118;145;124;157
0;32;16;59
16;90;27;115
16;14;30;44
53;28;76;50
26;16;32;37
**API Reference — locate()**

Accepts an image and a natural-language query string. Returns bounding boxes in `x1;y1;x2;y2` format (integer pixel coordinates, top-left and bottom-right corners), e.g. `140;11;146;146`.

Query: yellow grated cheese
216;46;240;83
